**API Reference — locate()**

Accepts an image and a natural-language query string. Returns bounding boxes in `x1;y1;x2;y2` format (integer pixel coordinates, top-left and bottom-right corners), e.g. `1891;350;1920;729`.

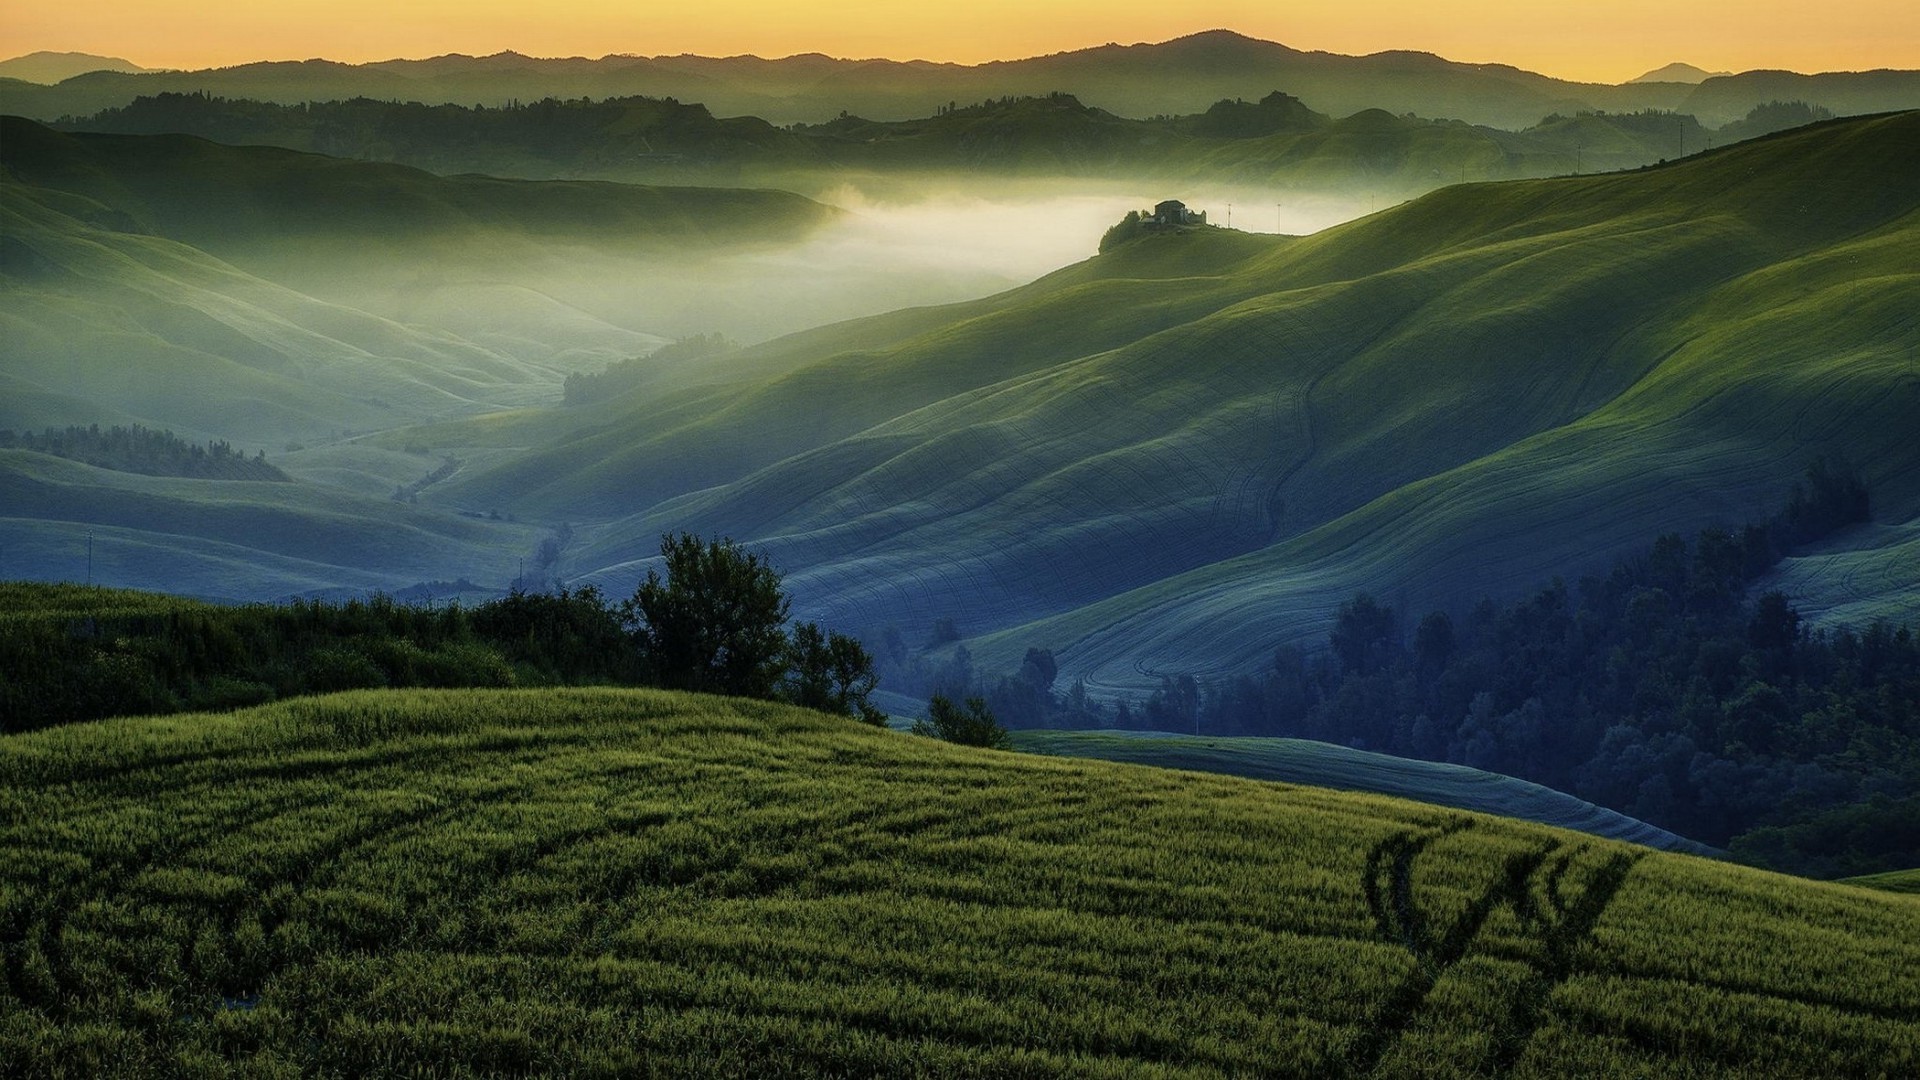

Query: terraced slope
1012;730;1717;855
2;689;1914;1075
446;113;1920;691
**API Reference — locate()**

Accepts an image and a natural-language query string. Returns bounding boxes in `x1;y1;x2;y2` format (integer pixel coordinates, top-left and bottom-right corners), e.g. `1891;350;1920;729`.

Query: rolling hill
1011;730;1717;855
0;178;576;446
422;113;1919;694
1;687;1913;1074
0;450;540;600
1845;868;1920;895
0;116;835;322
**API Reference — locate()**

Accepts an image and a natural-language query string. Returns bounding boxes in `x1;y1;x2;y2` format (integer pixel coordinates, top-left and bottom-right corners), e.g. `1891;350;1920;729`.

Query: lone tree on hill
625;532;887;722
625;533;791;698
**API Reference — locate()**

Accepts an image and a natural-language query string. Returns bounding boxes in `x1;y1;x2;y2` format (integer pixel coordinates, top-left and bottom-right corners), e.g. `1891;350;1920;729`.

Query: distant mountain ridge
1629;62;1731;84
3;30;1916;129
0;51;147;84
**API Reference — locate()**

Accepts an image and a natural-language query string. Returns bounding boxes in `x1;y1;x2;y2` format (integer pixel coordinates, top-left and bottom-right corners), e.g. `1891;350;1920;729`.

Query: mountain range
4;31;1918;129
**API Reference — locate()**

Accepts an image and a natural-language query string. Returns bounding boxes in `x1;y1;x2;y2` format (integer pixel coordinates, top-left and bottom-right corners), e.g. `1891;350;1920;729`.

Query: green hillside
431;113;1919;695
1845;868;1920;895
0;180;569;445
1;688;1913;1075
1012;731;1717;855
0;116;830;255
0;115;835;329
0;451;539;599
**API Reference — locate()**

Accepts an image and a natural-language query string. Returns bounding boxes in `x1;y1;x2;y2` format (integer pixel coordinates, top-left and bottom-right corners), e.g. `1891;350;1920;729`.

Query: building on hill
1151;199;1207;226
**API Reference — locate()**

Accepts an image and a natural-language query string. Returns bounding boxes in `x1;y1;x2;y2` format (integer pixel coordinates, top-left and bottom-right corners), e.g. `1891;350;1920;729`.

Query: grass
1011;730;1716;855
1843;869;1920;895
0;687;1914;1076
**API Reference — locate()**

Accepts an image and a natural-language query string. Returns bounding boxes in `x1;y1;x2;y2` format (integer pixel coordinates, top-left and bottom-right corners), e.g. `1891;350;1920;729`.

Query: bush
913;694;1011;749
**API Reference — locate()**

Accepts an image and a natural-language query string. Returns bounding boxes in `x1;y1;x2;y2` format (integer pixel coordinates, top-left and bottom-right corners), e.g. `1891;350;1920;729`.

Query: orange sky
4;1;1916;83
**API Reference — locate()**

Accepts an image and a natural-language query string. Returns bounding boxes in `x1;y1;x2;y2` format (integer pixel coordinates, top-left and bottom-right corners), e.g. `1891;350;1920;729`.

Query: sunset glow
4;1;1916;83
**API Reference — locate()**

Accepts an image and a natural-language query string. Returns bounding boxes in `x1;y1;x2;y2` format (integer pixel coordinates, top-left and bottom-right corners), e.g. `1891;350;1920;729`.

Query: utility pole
1227;203;1232;229
86;530;93;586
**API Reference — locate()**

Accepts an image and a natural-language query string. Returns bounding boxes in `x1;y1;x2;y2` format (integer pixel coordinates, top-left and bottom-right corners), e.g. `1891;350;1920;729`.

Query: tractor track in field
1348;822;1644;1078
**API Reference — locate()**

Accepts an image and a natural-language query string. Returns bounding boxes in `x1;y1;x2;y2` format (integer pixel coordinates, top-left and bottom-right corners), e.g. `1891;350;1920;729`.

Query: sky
3;1;1916;83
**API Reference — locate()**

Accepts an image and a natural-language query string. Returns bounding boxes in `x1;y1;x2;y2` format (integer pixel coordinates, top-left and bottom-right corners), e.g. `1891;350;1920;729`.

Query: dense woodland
947;462;1916;876
0;424;289;481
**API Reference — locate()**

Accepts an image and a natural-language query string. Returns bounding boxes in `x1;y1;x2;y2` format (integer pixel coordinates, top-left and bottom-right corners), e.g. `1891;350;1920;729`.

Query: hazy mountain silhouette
0;51;148;84
4;30;1915;130
1629;62;1731;85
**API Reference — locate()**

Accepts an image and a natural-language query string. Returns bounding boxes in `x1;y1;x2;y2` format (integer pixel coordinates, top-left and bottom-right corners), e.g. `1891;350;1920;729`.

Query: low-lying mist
288;178;1384;364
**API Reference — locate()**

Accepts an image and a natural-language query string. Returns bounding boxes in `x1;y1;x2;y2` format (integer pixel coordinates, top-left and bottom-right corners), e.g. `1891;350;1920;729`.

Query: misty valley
2;26;1919;1078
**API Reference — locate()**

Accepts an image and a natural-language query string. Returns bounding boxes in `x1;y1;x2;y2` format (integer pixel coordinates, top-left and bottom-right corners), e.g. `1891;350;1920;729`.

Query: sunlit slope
2;688;1913;1075
0;181;573;444
0;451;537;599
1012;731;1717;855
477;115;1918;685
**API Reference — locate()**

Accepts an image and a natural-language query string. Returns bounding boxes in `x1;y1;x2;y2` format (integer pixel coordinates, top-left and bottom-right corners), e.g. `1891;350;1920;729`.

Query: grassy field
1844;869;1920;895
1011;730;1716;855
2;687;1915;1076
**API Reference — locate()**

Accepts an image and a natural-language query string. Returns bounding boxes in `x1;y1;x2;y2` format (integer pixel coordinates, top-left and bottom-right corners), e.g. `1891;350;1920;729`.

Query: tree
625;533;790;698
1413;611;1455;681
1331;593;1397;677
784;621;887;725
913;694;1012;750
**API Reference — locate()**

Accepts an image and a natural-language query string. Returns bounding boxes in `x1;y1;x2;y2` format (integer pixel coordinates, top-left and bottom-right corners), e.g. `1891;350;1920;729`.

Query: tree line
0;534;884;733
0;424;289;481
